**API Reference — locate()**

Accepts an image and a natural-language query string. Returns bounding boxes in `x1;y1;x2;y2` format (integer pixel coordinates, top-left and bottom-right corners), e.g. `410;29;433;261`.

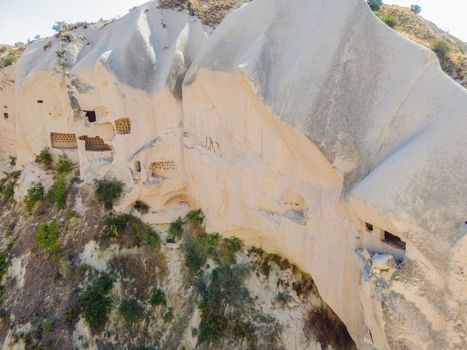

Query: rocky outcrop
0;0;466;349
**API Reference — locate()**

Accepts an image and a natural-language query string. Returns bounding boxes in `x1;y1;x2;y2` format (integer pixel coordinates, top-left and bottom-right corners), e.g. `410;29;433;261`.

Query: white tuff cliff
0;0;466;349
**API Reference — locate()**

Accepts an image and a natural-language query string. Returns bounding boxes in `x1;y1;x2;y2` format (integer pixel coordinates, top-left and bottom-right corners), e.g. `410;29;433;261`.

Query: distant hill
376;4;467;88
0;43;26;70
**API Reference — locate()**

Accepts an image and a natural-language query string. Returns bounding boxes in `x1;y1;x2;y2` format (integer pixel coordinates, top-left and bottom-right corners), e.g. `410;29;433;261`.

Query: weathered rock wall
0;0;466;349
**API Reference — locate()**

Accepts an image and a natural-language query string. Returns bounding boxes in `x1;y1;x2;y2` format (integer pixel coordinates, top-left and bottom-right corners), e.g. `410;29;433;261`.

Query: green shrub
367;0;382;11
183;233;220;272
35;219;60;257
0;254;10;280
168;217;183;239
196;265;276;346
104;213;160;247
133;200;150;214
431;38;451;57
24;182;45;212
80;273;116;332
183;232;244;271
95;178;124;210
2;54;17;67
0;171;21;202
48;175;67;209
35;148;53;169
217;237;243;266
119;299;144;323
185;209;203;223
149;288;166;306
55;156;74;176
382;13;399;28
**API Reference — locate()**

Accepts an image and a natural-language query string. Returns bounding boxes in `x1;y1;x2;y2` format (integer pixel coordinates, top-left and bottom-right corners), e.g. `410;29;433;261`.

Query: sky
0;0;466;44
0;0;148;44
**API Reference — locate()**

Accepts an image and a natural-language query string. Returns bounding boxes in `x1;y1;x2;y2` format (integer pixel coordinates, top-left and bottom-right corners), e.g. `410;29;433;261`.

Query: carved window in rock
382;231;406;250
80;136;112;151
50;132;78;149
115;118;131;135
134;161;141;172
3;113;8;119
150;160;176;178
84;110;96;123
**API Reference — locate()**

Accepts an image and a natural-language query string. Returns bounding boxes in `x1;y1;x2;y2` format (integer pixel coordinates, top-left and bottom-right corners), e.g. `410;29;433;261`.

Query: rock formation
0;0;466;349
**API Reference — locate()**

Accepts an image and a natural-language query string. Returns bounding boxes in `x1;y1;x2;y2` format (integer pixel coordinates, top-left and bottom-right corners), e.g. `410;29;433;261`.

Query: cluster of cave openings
364;222;406;251
80;136;112;152
50;132;78;149
115;118;131;135
150;160;176;178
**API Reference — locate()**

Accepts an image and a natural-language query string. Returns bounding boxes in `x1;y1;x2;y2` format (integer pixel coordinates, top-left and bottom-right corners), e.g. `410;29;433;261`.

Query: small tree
119;299;144;322
431;38;451;57
367;0;382;11
80;273;116;332
52;21;66;33
24;182;45;212
36;219;61;257
95;178;124;210
382;13;399;28
411;4;422;15
35;148;53;169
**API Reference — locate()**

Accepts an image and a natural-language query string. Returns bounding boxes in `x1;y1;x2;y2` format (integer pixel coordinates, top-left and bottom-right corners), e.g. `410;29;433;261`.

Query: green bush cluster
48;175;67;209
35;219;60;258
119;299;144;323
35;148;53;169
195;265;276;347
149;288;166;306
184;233;243;272
24;182;45;212
95;178;124;210
431;38;451;57
80;273;116;332
185;209;204;223
168;217;184;240
55;156;74;176
382;13;399;28
0;171;21;202
168;209;204;241
104;213;160;247
2;54;17;67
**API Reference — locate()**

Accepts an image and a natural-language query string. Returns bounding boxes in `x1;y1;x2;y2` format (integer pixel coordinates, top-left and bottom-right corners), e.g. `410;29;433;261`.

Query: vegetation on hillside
373;4;467;88
0;43;26;69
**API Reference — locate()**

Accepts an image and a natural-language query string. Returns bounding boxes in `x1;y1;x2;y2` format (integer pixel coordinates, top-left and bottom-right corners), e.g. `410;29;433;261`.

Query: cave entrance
3;112;8;119
84;110;96;122
134;161;141;172
382;231;406;250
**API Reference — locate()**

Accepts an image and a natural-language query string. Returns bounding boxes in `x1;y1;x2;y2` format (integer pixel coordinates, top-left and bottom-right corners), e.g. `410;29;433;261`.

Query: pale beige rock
1;0;466;349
